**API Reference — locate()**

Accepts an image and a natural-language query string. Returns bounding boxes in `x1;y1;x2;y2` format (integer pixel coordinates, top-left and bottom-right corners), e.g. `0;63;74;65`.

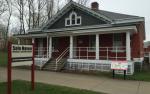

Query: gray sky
87;0;150;41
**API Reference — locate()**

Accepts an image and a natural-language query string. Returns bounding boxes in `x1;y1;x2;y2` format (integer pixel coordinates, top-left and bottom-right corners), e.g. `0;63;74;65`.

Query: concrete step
42;58;67;71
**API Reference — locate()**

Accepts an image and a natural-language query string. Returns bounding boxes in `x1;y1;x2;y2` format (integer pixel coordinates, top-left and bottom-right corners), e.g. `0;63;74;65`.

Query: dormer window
65;11;81;26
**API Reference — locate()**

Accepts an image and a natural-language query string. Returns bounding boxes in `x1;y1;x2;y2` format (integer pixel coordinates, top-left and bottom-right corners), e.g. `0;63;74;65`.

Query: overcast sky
86;0;150;41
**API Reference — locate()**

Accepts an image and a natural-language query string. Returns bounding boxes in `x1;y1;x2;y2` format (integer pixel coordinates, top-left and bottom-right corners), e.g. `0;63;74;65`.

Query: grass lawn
0;50;7;66
0;80;105;94
127;71;150;81
87;70;150;82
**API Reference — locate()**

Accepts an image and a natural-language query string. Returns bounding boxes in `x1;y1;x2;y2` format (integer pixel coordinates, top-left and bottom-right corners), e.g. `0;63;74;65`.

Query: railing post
87;47;88;59
116;47;118;60
79;48;80;59
107;48;108;60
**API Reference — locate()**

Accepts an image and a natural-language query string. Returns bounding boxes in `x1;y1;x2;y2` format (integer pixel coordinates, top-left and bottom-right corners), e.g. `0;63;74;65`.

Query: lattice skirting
65;61;134;75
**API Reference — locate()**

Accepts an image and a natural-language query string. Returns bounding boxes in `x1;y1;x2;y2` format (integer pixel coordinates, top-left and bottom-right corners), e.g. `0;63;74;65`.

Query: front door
52;37;69;58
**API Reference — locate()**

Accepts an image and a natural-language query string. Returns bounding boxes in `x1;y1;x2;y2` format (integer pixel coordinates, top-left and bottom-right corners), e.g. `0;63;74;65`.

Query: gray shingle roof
95;10;141;21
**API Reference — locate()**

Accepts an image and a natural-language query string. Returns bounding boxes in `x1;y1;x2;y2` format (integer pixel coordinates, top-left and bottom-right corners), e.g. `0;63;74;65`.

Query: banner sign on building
111;61;128;70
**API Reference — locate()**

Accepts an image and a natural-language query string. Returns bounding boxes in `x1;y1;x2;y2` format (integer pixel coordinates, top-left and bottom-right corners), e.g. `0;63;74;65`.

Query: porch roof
14;25;137;38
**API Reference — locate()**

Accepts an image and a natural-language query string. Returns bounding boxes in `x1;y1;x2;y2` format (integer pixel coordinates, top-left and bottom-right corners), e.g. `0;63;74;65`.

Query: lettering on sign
111;61;128;70
12;44;33;66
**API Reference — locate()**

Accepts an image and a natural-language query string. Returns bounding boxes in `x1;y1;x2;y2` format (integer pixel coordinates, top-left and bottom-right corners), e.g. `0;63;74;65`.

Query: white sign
111;61;128;70
12;44;33;67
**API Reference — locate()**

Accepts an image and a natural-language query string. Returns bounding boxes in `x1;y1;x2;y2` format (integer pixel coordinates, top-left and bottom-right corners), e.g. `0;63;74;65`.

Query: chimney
91;2;99;10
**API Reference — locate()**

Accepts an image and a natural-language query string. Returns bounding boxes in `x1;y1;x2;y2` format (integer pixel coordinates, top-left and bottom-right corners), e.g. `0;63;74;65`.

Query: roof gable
42;1;112;30
48;7;108;29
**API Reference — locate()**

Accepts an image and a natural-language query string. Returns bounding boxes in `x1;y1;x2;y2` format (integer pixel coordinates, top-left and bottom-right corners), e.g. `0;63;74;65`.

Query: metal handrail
55;47;69;70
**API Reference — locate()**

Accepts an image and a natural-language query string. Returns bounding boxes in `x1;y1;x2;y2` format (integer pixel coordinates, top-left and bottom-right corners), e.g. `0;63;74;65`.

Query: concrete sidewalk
0;67;150;94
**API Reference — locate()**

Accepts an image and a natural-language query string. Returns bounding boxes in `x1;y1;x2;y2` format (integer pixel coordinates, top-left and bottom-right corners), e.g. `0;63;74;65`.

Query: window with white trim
65;11;81;26
113;33;123;52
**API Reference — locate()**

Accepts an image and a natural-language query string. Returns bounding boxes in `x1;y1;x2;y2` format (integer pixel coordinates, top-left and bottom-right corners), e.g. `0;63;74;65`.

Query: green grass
0;80;105;94
89;70;150;82
127;71;150;81
0;50;7;66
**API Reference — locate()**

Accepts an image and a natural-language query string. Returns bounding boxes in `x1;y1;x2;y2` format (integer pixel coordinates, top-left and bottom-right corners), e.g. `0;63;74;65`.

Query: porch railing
35;47;49;68
35;47;52;58
144;52;150;63
66;61;134;75
73;47;126;60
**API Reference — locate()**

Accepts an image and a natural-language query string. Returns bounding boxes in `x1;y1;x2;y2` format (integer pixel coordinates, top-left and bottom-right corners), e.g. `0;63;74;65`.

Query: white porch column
47;36;49;58
17;39;20;44
126;32;131;61
69;35;73;59
96;34;99;60
49;37;52;58
32;38;35;44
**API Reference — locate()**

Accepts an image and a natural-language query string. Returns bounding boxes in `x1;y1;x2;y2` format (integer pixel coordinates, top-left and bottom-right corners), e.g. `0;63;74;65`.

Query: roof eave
112;17;145;24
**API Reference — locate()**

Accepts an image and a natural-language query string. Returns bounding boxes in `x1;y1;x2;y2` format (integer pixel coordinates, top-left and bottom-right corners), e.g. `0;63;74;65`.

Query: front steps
42;58;67;71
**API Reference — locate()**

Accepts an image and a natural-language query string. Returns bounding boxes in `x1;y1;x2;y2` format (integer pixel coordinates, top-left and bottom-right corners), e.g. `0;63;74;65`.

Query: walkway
0;67;150;94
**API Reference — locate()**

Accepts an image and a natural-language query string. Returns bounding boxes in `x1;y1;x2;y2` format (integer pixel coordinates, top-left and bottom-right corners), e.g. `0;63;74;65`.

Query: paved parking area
0;67;150;94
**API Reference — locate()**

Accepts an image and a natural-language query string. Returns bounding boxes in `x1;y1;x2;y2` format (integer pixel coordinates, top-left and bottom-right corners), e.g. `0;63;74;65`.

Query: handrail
55;47;69;70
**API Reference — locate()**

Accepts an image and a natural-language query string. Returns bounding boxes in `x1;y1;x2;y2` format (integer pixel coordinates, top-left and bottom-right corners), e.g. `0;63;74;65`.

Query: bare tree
36;0;46;27
66;0;72;3
26;0;32;29
77;0;90;6
56;0;61;12
0;0;7;16
46;0;54;20
13;0;26;34
4;0;13;47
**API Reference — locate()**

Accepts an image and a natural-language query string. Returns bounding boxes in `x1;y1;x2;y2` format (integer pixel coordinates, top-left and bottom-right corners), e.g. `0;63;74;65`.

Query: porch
34;33;129;60
32;32;133;75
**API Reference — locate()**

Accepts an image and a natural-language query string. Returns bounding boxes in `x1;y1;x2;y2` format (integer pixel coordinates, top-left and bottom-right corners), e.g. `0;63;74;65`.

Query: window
77;17;81;24
71;14;76;25
66;18;70;26
113;34;123;52
65;11;81;26
89;35;95;51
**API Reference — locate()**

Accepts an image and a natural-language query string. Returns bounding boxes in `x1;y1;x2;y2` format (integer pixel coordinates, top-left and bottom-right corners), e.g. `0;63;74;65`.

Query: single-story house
15;1;145;75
